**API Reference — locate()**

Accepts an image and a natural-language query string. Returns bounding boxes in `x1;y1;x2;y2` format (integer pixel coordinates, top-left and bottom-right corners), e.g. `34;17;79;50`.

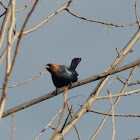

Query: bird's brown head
44;63;61;75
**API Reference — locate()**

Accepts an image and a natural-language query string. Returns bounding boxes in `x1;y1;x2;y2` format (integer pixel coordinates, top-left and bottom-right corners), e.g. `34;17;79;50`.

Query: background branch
88;109;140;117
66;8;137;27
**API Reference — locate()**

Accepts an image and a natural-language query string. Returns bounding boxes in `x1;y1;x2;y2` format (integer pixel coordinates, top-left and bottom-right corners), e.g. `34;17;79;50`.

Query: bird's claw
55;88;58;95
68;82;72;88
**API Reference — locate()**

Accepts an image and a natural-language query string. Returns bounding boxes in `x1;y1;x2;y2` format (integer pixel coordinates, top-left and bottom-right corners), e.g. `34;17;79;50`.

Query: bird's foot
68;82;72;88
55;88;58;95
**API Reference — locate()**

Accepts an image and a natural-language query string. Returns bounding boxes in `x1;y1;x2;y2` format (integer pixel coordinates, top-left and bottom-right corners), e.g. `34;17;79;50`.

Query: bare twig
50;87;68;140
0;1;7;9
65;8;137;27
88;109;140;117
108;90;116;140
129;80;140;86
0;0;35;12
116;48;120;56
0;10;6;17
35;109;62;140
10;113;15;140
116;74;125;85
60;107;72;132
0;70;47;89
16;0;35;12
49;125;56;130
135;0;140;27
96;88;140;100
66;101;81;140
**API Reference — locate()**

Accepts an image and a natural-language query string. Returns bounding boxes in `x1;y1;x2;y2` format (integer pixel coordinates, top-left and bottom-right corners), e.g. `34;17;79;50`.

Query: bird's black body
51;65;78;88
45;58;81;88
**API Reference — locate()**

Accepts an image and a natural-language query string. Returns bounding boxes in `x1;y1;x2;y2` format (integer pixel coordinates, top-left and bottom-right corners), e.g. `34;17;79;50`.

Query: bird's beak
44;65;49;69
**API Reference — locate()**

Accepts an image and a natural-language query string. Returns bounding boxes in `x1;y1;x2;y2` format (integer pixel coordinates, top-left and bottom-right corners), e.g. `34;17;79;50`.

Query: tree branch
2;57;140;118
52;29;140;140
91;66;138;139
65;8;137;27
88;109;140;117
0;1;11;51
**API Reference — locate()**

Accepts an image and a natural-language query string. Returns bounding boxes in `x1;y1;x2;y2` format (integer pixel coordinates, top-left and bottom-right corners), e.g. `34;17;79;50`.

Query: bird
44;58;81;88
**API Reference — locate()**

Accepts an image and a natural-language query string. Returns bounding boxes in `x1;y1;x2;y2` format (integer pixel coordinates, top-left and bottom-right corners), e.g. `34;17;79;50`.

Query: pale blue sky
0;0;140;140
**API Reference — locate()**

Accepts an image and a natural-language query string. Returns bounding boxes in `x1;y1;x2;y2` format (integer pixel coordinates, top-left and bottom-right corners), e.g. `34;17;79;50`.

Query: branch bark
0;1;11;51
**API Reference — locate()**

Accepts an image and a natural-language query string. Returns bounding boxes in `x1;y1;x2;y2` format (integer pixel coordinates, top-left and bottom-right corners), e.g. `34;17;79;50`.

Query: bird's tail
70;58;81;70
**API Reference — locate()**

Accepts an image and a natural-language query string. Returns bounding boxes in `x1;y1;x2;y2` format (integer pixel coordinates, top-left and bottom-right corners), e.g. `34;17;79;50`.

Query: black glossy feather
45;58;81;88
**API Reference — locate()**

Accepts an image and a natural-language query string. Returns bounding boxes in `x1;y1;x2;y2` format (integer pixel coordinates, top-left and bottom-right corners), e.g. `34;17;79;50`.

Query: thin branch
0;10;6;17
0;0;35;12
108;90;116;140
35;109;62;140
66;101;81;140
60;107;72;132
88;109;140;117
0;1;7;9
2;58;140;118
50;87;68;140
0;70;47;89
116;48;120;56
129;80;140;86
65;8;137;27
116;74;125;85
96;88;140;100
135;0;140;27
49;125;56;130
10;113;15;140
16;0;35;12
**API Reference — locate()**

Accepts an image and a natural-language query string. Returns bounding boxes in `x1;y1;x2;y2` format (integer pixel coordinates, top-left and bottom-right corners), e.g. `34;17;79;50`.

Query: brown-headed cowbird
44;58;81;88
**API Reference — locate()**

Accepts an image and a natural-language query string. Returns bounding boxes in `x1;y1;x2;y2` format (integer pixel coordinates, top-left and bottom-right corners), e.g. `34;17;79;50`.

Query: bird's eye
48;64;52;67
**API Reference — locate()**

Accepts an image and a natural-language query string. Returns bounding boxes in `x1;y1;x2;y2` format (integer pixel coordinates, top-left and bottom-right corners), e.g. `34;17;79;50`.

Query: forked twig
35;109;62;140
